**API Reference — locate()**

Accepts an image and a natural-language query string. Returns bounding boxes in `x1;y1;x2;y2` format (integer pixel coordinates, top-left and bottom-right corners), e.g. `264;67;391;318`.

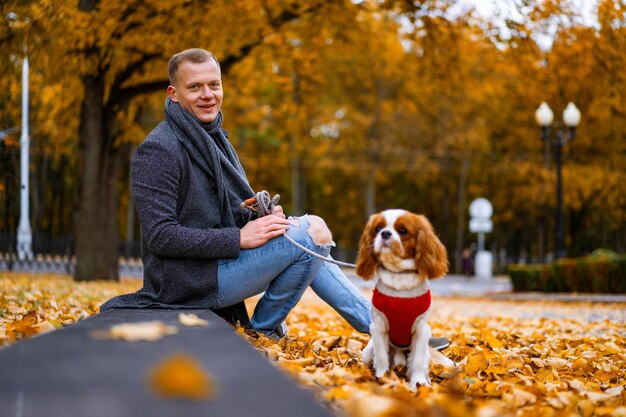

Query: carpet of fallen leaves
1;271;625;417
0;272;141;346
242;290;626;417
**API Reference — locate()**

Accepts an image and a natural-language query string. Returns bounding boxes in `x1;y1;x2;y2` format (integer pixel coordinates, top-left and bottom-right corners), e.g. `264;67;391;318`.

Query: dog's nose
380;230;392;240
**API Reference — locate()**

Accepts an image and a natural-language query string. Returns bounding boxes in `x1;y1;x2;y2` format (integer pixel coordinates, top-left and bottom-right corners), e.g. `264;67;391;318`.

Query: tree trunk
290;70;302;215
73;74;120;281
453;154;470;274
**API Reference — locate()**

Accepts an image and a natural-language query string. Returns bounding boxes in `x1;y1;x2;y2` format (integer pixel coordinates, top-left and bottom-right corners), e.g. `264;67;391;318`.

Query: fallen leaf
481;329;504;349
464;351;488;375
510;388;537;407
7;311;38;336
32;320;56;334
545;396;565;409
585;391;612;403
577;398;595;417
572;357;593;372
544;357;568;369
178;313;209;327
106;321;178;342
606;386;624;396
147;352;218;400
345;390;413;417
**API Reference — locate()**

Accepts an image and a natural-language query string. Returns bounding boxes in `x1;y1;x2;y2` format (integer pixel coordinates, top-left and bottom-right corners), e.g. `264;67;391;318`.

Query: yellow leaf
572;357;593;372
325;386;352;401
610;407;626;417
585;391;612;403
510;388;537;407
544;357;569;369
32;320;57;334
147;352;218;400
279;357;315;366
7;311;39;336
485;365;507;375
262;347;282;361
531;357;545;368
345;390;412;417
464;351;488;375
568;379;586;393
577;399;595;417
481;329;504;349
178;313;209;327
106;321;178;342
299;369;333;387
545;396;565;409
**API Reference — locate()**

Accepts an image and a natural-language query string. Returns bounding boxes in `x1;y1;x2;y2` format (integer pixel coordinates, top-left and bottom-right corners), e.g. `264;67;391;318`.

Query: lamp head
562;102;581;128
535;102;554;127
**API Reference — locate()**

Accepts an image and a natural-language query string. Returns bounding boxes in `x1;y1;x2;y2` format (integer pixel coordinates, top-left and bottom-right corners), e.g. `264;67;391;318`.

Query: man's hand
240;215;289;249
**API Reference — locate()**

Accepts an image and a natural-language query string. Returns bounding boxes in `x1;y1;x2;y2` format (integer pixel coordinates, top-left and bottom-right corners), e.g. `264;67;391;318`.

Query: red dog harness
372;288;431;348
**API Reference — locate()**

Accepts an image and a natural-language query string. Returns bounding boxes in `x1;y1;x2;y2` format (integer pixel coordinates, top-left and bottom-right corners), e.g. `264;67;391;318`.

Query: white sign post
469;198;493;279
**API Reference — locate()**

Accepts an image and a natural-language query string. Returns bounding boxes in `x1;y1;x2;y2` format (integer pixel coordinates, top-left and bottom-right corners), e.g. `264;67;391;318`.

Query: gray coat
101;120;244;310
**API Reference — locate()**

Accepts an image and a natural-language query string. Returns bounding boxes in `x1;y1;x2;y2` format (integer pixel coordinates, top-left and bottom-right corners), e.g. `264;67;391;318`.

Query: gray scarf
164;97;254;227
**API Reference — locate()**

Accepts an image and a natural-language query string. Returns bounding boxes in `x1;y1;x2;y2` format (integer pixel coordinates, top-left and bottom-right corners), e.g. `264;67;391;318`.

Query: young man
100;48;371;338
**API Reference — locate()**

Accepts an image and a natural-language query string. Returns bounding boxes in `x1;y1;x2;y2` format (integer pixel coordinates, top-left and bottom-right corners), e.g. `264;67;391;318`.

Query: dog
356;209;454;389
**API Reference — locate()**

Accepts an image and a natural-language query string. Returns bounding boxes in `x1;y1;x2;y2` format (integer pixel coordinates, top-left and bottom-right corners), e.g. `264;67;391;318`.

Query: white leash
240;191;357;268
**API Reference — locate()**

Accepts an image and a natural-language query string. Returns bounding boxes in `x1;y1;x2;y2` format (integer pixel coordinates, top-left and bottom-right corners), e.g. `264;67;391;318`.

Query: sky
452;0;598;26
449;0;600;50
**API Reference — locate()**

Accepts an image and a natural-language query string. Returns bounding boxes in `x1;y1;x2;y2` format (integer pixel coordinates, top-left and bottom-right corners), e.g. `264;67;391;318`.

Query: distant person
462;247;473;276
100;48;448;350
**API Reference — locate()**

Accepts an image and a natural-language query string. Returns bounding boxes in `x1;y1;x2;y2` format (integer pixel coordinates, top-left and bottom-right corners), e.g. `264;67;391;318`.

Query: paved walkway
344;269;626;303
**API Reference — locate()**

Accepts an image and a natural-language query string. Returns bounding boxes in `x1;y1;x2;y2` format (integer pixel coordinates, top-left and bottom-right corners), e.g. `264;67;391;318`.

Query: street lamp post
535;101;581;259
7;11;33;260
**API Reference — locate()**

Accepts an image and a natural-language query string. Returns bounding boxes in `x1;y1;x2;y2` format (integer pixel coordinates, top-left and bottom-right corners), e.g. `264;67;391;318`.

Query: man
101;48;449;349
100;48;371;338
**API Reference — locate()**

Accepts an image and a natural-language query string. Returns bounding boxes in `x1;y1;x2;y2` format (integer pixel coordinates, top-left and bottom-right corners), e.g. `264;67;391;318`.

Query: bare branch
107;53;164;109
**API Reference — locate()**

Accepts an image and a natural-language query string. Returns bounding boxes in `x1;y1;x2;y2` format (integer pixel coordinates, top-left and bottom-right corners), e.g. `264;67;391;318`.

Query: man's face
167;59;223;123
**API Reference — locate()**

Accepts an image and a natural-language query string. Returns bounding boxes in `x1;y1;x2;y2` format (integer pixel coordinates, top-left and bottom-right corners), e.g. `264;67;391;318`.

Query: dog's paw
392;349;406;368
409;373;431;389
374;366;389;379
362;340;374;366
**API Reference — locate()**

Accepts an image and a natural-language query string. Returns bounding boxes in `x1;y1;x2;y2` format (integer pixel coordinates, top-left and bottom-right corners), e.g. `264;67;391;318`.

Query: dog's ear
414;215;448;280
356;215;379;280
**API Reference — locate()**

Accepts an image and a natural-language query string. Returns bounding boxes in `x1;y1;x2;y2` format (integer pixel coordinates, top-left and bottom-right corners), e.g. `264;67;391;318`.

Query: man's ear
167;85;178;102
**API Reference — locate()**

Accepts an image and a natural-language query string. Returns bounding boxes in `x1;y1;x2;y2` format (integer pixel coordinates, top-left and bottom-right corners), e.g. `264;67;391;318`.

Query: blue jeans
216;215;372;335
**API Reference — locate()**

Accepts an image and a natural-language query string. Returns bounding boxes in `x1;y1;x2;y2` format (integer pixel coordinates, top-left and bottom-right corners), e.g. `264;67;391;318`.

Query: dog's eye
374;226;382;233
398;227;408;235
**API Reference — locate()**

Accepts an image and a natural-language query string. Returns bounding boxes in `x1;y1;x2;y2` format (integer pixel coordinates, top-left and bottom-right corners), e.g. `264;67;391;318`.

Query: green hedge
509;250;626;293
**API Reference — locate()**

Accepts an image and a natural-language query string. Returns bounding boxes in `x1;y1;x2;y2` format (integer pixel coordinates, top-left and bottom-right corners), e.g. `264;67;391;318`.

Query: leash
240;191;357;268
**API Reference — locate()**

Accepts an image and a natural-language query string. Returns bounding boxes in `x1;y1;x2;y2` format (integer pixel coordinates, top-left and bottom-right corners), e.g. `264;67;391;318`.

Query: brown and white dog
356;209;454;389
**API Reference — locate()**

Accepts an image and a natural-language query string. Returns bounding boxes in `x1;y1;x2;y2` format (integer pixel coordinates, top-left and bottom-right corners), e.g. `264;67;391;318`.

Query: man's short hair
168;48;220;85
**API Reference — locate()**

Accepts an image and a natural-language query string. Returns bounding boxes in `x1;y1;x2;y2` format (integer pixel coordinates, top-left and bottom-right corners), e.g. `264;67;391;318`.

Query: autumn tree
2;0;343;280
2;0;625;278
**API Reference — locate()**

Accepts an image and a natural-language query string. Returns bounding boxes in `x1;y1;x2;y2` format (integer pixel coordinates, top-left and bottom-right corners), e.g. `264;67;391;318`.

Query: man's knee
307;215;333;245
